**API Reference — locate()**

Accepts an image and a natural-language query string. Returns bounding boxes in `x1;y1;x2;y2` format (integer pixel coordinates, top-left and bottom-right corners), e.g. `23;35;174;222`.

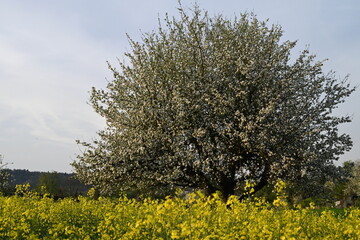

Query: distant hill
4;169;90;196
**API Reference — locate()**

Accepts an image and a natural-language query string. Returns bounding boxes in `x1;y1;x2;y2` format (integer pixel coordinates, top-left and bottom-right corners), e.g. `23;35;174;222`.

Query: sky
0;0;359;173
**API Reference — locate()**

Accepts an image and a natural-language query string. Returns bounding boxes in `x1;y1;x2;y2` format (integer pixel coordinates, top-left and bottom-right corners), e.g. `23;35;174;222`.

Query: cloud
0;1;110;171
0;0;359;172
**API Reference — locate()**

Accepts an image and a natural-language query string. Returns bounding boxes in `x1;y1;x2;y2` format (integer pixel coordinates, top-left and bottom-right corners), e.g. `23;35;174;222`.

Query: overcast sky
1;0;359;173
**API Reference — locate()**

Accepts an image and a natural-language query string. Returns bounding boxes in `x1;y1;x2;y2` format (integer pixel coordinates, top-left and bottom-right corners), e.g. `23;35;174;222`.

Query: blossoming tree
73;5;355;200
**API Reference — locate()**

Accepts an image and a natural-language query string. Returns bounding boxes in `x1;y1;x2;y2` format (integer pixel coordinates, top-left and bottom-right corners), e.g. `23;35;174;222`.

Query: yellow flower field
0;190;359;239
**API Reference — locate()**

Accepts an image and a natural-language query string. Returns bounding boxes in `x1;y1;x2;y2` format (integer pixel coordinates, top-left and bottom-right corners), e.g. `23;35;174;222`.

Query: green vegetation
35;172;64;197
0;154;10;195
1;169;90;197
344;161;360;199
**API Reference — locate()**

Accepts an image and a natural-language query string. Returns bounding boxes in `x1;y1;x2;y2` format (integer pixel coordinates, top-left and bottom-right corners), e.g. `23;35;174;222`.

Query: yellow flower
171;230;180;239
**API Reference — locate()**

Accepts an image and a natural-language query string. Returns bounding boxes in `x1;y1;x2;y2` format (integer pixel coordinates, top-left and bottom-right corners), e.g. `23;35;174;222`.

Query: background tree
284;163;346;205
328;161;356;203
72;5;354;200
0;154;10;195
343;160;360;205
35;172;63;197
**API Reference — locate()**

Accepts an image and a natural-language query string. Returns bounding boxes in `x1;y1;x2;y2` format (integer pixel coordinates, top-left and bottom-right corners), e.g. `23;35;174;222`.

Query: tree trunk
220;177;236;202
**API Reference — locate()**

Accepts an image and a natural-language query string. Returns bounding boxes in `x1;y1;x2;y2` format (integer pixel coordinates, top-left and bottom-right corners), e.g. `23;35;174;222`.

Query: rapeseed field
0;184;359;239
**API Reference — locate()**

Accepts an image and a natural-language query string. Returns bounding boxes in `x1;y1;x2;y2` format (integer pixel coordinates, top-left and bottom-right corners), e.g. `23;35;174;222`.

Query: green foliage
72;4;355;200
35;172;63;197
0;155;10;195
344;160;360;197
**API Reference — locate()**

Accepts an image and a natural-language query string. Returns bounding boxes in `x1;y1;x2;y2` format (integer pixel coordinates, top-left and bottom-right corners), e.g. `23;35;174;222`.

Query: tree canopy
72;6;355;200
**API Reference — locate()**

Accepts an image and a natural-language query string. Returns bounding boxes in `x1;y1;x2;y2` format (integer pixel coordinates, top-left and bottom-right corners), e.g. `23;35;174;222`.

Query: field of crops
1;185;360;240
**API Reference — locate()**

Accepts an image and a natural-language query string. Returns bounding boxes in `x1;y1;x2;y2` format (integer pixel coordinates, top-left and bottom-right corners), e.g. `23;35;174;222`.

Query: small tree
35;172;63;197
0;154;10;195
344;160;360;202
73;5;354;200
330;161;355;202
285;163;345;205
